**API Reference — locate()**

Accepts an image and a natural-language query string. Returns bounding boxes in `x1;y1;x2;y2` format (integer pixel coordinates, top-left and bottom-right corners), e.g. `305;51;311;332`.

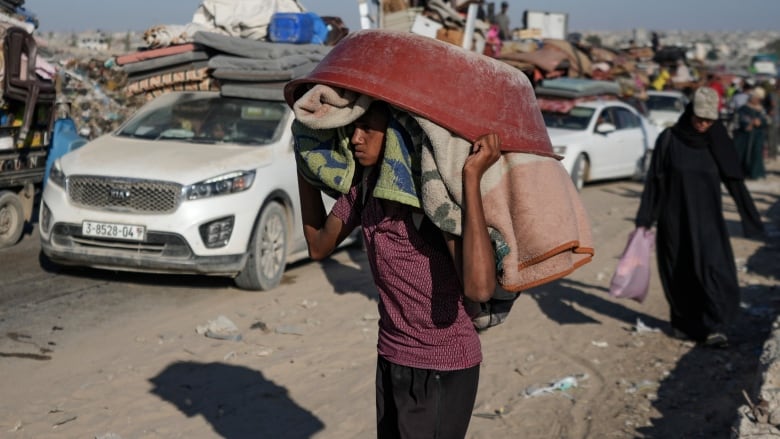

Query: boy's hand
464;133;501;179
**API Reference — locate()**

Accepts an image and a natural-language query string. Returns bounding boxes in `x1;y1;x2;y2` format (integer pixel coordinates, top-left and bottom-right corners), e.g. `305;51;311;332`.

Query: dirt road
0;162;778;439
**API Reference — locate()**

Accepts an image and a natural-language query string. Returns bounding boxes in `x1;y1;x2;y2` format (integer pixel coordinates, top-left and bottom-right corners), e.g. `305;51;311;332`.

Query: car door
611;106;646;177
590;107;623;179
596;105;645;179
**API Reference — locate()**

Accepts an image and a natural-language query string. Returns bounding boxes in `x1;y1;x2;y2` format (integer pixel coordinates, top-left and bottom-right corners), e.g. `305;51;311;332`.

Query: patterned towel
292;84;594;291
292;85;422;207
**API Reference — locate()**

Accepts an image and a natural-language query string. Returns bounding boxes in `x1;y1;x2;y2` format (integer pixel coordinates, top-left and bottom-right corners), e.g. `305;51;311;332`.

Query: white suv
40;91;346;291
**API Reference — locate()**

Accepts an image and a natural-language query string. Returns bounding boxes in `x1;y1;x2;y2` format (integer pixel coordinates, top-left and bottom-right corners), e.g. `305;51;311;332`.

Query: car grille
68;176;182;214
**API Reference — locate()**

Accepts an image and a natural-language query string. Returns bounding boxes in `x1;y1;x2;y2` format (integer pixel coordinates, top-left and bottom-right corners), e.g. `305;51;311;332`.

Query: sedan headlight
552;145;567;155
48;159;66;188
185;171;256;201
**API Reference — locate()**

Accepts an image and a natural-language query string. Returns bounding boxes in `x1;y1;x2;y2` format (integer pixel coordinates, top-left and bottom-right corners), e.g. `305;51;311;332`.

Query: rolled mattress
284;29;555;157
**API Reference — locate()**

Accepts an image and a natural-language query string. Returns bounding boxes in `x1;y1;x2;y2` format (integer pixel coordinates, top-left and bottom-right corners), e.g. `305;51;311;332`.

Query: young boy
296;101;500;438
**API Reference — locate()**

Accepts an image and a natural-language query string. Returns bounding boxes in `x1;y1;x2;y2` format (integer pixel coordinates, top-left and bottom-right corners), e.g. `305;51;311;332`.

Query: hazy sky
23;0;780;34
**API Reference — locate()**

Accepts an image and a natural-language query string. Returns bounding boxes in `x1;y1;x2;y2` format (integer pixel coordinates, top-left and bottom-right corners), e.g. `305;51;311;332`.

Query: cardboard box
410;14;442;39
382;7;422;32
436;28;463;46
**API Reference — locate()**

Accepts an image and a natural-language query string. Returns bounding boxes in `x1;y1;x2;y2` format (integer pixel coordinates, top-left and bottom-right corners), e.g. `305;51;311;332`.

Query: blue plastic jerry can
268;12;327;44
43;117;88;188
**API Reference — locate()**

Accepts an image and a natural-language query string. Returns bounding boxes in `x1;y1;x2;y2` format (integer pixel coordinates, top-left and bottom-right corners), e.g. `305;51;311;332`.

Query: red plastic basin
284;29;554;157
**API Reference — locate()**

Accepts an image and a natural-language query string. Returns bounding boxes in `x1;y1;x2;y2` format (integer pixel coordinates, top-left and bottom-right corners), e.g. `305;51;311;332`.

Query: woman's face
691;114;715;133
350;105;389;167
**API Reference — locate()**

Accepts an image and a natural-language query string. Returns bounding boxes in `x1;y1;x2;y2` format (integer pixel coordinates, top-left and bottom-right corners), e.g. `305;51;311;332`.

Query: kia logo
109;188;131;200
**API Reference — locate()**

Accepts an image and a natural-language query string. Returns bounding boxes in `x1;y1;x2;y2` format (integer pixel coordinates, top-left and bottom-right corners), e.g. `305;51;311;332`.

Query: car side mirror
596;122;617;134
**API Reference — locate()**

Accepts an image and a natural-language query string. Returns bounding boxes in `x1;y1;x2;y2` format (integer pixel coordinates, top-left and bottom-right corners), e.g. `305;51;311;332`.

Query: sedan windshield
116;92;288;145
542;107;595;130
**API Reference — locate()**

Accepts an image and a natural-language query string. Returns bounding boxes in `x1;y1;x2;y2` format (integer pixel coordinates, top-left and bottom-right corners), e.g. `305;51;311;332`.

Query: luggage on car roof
535;78;621;99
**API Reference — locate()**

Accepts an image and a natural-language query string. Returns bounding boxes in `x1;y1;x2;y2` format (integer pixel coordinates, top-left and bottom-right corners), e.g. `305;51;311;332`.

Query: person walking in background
733;87;769;179
763;81;778;160
495;1;511;41
651;31;660;53
727;80;752;132
635;86;764;348
706;74;726;117
730;81;753;112
651;66;671;91
297;100;501;438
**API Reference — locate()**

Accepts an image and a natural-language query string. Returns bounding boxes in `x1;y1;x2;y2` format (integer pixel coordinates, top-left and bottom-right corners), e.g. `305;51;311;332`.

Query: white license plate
82;221;146;241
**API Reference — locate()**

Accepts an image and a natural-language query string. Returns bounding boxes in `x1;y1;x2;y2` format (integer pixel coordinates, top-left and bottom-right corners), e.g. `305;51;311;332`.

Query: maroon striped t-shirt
331;177;482;371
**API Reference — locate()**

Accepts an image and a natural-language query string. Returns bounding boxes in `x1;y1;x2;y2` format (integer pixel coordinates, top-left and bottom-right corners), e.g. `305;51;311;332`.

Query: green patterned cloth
293;109;424;208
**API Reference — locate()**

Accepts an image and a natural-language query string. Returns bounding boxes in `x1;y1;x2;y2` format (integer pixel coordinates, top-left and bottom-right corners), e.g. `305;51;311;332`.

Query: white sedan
40;91;350;291
645;90;688;129
541;99;659;190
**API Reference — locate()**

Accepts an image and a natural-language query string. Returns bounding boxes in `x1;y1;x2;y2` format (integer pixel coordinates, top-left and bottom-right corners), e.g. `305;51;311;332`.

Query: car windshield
541;106;595;130
116;92;288;145
646;95;684;112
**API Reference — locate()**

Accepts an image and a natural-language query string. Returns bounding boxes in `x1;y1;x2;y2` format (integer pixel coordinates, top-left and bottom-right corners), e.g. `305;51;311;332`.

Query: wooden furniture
2;26;55;148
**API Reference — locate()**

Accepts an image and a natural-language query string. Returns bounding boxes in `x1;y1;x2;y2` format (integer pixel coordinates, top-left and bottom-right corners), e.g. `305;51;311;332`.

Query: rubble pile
734;314;780;437
57;58;140;139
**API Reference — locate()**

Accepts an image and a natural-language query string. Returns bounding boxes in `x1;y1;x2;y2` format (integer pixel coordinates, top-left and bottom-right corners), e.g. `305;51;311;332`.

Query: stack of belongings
381;0;490;54
534;78;622;114
498;38;592;86
0;0;35;31
192;31;330;101
285;30;594;293
587;45;621;80
625;45;655;63
116;42;217;101
114;0;346;101
0;0;42;97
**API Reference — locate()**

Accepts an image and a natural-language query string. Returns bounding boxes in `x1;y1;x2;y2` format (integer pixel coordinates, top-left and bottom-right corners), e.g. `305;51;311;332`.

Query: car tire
571;154;589;191
0;191;25;248
235;202;288;291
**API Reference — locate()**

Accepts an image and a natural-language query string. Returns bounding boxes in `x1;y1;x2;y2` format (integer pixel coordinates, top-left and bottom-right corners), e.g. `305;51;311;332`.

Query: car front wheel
235;202;288;291
571;154;589;191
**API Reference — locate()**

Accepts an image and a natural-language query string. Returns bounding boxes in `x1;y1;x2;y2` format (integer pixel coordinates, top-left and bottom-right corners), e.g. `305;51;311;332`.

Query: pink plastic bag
609;227;655;303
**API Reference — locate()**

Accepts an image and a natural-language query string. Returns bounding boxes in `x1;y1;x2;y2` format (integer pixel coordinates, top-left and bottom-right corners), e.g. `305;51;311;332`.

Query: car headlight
185;171;256;201
552;145;567;155
49;159;66;188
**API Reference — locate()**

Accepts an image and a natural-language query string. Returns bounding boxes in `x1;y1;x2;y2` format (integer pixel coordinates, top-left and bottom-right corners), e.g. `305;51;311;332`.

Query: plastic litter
524;374;588;398
196;315;242;341
634;318;661;334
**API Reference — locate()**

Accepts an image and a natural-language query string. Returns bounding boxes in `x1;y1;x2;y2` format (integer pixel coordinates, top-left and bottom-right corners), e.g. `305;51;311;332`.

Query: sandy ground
0;160;778;439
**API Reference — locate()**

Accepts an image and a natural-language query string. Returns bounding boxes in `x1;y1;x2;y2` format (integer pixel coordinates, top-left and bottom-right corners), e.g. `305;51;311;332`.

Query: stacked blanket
292;84;594;292
116;31;330;101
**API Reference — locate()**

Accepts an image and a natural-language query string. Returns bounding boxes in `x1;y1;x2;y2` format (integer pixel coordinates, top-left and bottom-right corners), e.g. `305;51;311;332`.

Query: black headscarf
671;103;743;180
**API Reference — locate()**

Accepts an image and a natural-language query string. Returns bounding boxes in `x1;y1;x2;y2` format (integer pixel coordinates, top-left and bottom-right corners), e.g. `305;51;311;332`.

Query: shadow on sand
526;277;667;329
150;361;324;439
319;245;378;301
635;185;780;437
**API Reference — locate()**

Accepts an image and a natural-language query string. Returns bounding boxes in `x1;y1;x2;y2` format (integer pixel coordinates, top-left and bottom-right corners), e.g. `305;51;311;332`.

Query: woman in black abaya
635;86;764;347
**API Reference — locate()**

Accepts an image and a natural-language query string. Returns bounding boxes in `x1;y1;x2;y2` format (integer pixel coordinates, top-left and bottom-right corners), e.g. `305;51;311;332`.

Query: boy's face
351;105;389;167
